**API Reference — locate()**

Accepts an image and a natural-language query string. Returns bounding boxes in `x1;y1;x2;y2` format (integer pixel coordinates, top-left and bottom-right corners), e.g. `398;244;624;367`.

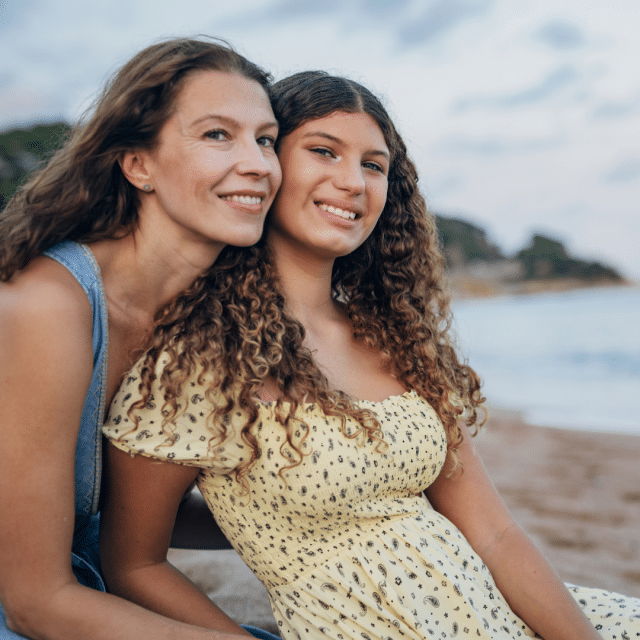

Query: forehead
292;111;388;151
173;69;272;120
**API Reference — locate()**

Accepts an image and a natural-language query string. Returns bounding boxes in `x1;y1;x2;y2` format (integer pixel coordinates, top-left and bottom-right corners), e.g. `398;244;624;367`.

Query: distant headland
436;215;629;298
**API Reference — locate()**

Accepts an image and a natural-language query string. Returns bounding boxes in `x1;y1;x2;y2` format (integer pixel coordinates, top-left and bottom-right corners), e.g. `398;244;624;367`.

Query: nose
235;137;275;178
333;158;365;195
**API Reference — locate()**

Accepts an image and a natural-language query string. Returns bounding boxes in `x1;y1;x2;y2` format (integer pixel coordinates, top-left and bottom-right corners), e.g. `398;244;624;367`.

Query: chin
325;241;360;258
226;230;264;248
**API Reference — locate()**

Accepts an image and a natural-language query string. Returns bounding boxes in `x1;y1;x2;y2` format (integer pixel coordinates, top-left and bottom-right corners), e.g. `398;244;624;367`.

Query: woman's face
268;111;389;260
136;70;281;256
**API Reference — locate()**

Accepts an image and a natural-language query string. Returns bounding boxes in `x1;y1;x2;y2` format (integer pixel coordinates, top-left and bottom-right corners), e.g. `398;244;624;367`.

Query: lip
314;197;364;221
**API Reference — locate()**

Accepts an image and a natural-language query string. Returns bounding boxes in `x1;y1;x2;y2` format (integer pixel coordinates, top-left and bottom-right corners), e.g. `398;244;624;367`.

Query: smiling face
267;111;389;261
134;70;281;258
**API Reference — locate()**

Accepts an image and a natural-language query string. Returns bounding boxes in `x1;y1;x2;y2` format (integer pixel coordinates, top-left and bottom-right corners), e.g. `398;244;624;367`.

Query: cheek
286;155;323;191
277;172;306;206
199;149;228;177
373;183;389;216
270;157;283;190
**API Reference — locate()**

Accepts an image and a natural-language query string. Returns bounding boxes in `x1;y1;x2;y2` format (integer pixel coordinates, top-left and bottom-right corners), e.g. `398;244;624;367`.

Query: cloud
233;0;344;23
591;96;640;120
602;157;640;183
397;0;492;47
438;133;563;156
239;0;493;47
535;20;585;50
362;0;416;19
426;172;466;200
0;82;68;132
453;65;579;111
0;0;38;33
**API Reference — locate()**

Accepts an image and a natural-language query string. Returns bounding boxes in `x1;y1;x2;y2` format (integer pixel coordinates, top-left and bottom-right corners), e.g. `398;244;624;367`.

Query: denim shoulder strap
43;240;108;515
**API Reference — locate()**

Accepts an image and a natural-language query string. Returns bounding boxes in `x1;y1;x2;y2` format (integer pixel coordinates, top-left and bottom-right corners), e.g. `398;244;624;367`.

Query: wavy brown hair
0;36;272;281
130;71;484;487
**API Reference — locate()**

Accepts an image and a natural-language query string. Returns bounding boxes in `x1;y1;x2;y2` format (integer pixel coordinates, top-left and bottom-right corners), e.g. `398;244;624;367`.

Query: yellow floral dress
104;357;640;640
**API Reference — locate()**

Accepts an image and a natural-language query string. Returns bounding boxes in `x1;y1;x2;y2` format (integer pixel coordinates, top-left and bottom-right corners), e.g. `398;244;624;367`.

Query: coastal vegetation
0;121;71;210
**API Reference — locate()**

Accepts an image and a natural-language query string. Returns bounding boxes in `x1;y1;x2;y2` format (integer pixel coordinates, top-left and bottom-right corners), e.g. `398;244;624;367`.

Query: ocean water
452;286;640;435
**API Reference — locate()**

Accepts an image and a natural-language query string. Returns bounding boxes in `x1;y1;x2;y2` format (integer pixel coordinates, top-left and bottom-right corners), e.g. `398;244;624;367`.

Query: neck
268;234;340;328
89;225;222;324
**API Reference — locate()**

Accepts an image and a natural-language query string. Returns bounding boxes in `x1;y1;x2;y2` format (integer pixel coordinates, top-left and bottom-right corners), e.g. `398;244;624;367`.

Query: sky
1;0;639;279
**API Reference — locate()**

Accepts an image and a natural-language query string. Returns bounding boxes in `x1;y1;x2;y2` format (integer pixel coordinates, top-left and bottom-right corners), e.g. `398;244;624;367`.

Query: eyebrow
302;131;390;160
190;113;279;131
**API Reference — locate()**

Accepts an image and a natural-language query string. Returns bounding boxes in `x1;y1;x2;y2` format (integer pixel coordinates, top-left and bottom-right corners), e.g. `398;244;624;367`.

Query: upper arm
100;442;200;590
0;259;94;605
425;423;516;557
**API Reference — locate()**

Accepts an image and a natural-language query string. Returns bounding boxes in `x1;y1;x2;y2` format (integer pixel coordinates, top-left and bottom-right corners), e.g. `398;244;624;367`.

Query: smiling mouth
220;194;264;205
317;202;358;221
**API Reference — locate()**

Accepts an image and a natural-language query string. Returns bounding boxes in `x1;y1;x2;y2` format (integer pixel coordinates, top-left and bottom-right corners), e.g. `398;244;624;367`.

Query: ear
119;150;153;192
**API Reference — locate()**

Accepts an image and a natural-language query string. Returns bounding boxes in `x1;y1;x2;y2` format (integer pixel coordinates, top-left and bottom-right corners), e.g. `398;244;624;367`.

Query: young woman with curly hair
0;37;282;640
102;72;640;640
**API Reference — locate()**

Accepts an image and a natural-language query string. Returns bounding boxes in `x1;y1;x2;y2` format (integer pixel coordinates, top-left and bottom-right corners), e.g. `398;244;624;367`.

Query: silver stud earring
143;184;151;192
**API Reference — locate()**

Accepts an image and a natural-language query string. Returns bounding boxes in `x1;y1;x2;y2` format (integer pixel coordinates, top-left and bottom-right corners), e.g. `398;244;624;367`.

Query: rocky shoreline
447;269;635;300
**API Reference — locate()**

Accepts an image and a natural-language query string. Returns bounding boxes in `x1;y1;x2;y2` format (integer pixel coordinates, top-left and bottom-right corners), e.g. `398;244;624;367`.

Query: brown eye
363;161;384;173
258;135;276;148
311;147;334;158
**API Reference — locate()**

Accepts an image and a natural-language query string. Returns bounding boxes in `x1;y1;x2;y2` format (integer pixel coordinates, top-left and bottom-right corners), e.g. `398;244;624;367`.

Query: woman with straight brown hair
0;37;281;640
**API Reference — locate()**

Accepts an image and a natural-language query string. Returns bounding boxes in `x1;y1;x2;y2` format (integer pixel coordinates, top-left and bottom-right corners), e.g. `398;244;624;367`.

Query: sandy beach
168;409;640;634
475;407;640;597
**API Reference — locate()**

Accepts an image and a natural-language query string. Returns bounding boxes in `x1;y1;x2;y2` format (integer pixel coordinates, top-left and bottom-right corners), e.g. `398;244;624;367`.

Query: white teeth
221;195;263;205
318;203;357;220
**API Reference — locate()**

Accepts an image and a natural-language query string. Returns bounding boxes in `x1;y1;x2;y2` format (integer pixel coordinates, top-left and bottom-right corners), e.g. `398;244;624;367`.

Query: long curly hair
130;71;484;487
0;36;272;281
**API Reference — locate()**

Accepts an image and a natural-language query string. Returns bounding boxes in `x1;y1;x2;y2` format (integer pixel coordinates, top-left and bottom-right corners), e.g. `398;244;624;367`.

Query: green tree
0;122;72;209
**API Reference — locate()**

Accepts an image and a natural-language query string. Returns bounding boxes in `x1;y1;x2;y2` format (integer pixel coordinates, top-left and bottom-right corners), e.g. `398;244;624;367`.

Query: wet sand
168;409;640;633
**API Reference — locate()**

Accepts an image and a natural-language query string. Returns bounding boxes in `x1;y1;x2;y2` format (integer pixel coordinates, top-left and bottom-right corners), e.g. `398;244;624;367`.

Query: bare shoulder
0;254;91;321
0;255;94;393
